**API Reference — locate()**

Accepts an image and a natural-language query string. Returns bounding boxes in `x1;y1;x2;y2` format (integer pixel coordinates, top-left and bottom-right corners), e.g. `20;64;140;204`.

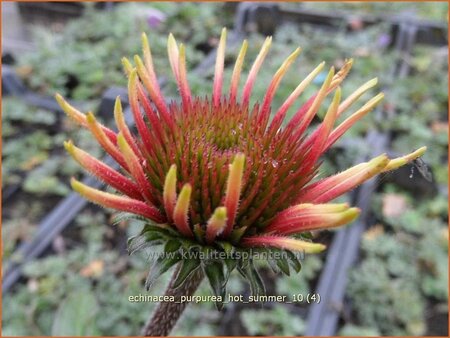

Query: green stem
141;265;204;336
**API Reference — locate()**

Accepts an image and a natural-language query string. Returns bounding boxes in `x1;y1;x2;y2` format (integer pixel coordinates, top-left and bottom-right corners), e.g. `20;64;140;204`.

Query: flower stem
141;265;204;336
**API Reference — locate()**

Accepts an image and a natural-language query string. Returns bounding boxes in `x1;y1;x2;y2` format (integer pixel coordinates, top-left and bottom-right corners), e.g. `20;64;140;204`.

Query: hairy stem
141;265;204;336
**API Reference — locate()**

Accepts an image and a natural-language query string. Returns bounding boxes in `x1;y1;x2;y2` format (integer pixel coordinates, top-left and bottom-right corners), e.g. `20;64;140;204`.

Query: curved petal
229;39;248;103
297;154;389;203
173;183;194;237
269;61;325;133
213;28;227;107
56;94;117;143
301;87;341;168
258;47;301;126
265;204;360;234
178;44;192;108
241;235;326;253
284;67;334;141
85;112;128;170
206;206;227;243
163;164;177;222
241;36;272;107
113;95;141;158
134;55;172;128
337;78;378;118
223;153;246;237
127;70;158;154
382;147;427;172
71;178;164;223
65;140;143;200
117;133;156;204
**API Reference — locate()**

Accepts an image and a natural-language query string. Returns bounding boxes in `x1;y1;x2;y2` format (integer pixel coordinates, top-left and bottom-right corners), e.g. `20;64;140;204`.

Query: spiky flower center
181;99;246;151
147;97;308;230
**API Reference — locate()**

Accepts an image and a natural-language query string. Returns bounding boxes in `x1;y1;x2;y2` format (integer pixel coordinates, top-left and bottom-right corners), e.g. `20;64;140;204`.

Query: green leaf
181;240;202;252
286;251;302;273
127;228;170;255
217;241;234;255
127;223;184;255
52;289;99;335
224;258;238;277
276;257;291;276
143;230;167;243
172;259;201;289
202;261;226;310
239;252;251;269
229;226;248;244
238;261;266;298
268;259;280;274
146;255;181;290
165;239;182;253
193;224;205;244
127;234;158;255
111;212;146;225
141;223;179;237
294;231;314;240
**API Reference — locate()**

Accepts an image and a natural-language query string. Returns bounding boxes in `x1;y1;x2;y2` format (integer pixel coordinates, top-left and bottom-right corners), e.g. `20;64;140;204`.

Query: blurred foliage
241;305;306;335
389;45;448;185
346;192;448;335
276;255;323;296
298;2;449;21
3;211;154;336
3;2;448;336
15;2;233;101
2;96;100;201
339;324;381;336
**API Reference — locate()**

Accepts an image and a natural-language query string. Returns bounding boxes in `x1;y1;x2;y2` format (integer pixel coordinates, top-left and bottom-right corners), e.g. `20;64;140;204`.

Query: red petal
297;154;389;203
65;141;143;200
71;178;164;222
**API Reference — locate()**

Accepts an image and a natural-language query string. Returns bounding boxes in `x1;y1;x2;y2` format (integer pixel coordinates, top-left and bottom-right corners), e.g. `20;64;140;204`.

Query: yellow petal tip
63;140;74;153
121;57;133;74
311;243;327;253
215;206;227;220
70;177;82;191
86;112;96;123
416;146;427;155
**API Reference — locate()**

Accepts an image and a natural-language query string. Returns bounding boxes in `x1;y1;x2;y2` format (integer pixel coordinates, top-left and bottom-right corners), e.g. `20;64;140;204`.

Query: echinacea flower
57;28;425;307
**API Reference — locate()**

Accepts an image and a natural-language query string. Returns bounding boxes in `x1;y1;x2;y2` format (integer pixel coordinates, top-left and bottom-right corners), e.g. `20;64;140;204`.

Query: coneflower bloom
57;28;425;301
